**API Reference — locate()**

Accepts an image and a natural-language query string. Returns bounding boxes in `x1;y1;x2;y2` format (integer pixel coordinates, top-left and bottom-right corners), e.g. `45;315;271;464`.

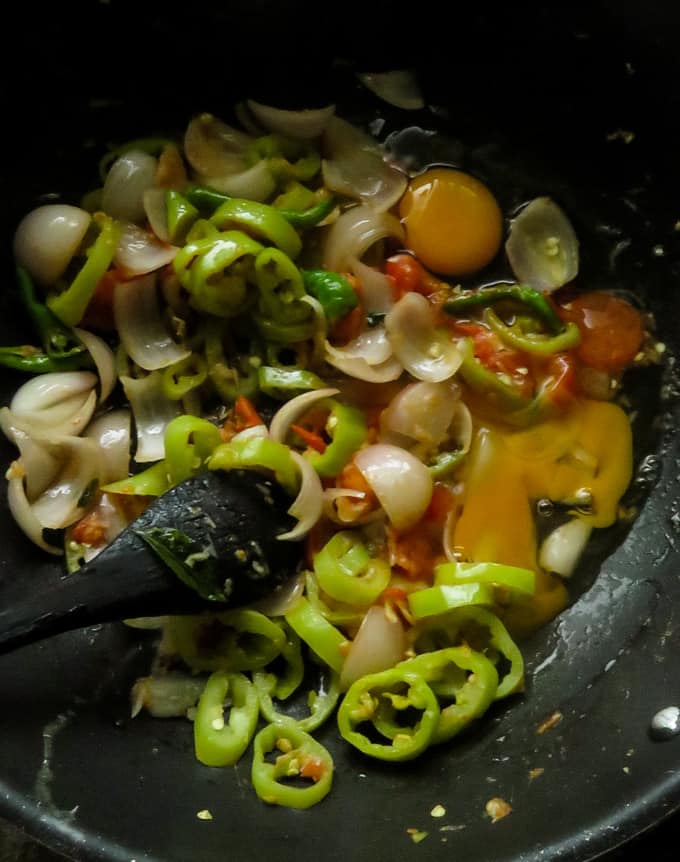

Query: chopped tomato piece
71;509;108;546
291;424;327;453
385;253;442;299
299;756;326;782
425;484;456;523
80;269;125;331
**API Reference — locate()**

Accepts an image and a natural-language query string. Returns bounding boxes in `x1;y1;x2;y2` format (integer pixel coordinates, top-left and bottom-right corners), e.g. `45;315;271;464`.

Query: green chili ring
251;717;334;809
313;531;391;607
194;671;259;767
337;669;440;761
253;668;341;733
443;283;564;333
484;307;581;355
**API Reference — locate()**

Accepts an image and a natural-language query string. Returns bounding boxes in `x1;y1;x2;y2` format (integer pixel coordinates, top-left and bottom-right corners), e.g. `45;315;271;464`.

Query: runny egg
398;167;503;276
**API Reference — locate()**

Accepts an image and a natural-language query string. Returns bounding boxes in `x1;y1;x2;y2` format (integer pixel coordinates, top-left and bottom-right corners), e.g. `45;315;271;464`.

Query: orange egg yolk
399;167;503;276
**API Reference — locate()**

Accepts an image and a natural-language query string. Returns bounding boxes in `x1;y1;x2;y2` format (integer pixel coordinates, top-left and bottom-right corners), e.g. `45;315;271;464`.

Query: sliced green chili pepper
434;561;536;597
169;610;287;673
194;671;259;767
209;436;298;495
307;399;367;479
0;345;89;373
202;318;260;403
253;666;341;733
254;247;311;324
444;283;565;333
161;353;208;400
278;196;336;229
301;269;359;322
164;414;222;485
47;212;121;326
210;198;302;260
401;646;499;743
255;623;305;701
304;571;364;628
251;717;334;809
173;228;263;318
245;134;321;184
253;315;316;344
337;668;440;761
457;338;531;413
98;136;174;182
257;366;327;400
428;449;467;478
313;531;391;607
166;189;199;245
408;583;495;619
285;596;347;674
484;307;580;355
102;460;170;496
183;185;231;214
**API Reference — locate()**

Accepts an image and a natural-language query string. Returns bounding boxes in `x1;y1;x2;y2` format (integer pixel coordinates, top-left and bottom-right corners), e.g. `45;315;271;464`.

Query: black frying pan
1;2;680;860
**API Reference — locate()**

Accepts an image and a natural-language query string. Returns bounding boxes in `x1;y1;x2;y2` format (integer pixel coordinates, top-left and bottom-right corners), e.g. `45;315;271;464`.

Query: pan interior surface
1;3;680;861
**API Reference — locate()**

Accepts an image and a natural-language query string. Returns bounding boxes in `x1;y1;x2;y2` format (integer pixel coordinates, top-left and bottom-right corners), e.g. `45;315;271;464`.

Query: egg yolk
399;167;503;276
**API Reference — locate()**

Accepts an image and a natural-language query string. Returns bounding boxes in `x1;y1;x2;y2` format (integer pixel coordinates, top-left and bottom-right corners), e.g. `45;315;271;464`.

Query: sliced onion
30;436;102;529
539;518;592;578
505;197;579;293
114;221;177;276
13;434;62;500
6;462;63;554
322;487;382;526
357;70;425;110
101;150;158;223
354;443;433;530
324;342;404;383
301;294;327;367
143;188;171;242
183;113;253;177
322;203;404;272
131;673;206;719
84;409;132;485
380;381;459;450
196;159;276;202
114;274;190;371
340;605;406;690
449;400;473;456
277;450;324;541
246;101;335;139
13;204;92;286
248;573;306;616
349;257;394;314
269;388;339;444
74;328;117;403
329;324;393;366
385;292;463;382
4;372;98;441
322;116;408;212
11;371;97;415
121;372;181;463
231;423;269;443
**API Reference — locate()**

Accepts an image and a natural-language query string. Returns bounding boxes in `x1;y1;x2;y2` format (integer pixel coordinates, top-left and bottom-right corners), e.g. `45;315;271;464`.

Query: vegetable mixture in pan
0;96;660;809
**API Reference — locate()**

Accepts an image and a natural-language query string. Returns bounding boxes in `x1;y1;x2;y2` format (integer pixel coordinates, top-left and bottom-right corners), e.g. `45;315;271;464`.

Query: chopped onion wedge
30;436;102;529
354;443;433;530
114;274;191;371
121;372;181;462
114;221;178;276
84;409;132;485
539;518;592;578
195;159;276;202
349;258;395;315
380;381;459;450
322;117;408;212
357;70;425;110
505;197;579;293
322;204;404;273
184;113;252;177
269;388;340;444
277;450;324;541
74;328;117;404
101;150;158;223
4;371;98;441
6;463;63;554
13;204;92;286
340;605;406;690
246;101;335;139
324;342;403;383
385;292;463;382
143;188;171;243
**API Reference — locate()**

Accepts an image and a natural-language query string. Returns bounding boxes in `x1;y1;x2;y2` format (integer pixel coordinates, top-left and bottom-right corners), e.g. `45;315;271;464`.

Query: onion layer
13;204;92;286
322;204;404;273
340;605;406;689
102;150;158;223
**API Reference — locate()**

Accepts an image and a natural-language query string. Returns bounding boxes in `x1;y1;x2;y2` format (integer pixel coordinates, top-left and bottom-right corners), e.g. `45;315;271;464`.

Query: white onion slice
321;487;382;526
269;388;339;444
114;221;178;276
246;101;335;139
13;204;92;286
357;70;425;110
385;292;463;382
84;409;132;485
505;197;579;293
324;342;404;383
231;423;269;443
11;371;97;416
30;436;102;529
6;463;63;554
248;573;306;616
349;257;394;314
301;294;327;367
4;372;98;441
354;443;433;530
114;274;190;371
328;324;393;366
277;450;324;541
143;188;171;243
14;434;62;500
196;160;276;202
184;113;253;177
121;372;181;463
380;381;459;450
322;203;404;273
340;605;406;690
322;116;408;212
101;150;158;223
539;518;592;578
74;328;117;403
